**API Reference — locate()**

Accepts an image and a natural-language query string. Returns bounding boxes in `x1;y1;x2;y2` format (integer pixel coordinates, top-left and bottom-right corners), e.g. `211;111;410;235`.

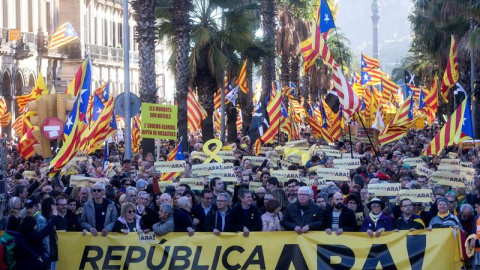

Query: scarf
437;211;450;219
369;212;382;223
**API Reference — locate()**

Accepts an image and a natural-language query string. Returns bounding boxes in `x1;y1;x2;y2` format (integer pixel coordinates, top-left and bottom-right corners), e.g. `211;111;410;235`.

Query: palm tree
131;0;158;155
260;0;277;101
159;0;192;151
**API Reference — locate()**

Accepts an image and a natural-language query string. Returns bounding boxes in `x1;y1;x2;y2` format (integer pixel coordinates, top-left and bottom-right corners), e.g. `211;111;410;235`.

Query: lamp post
371;0;380;59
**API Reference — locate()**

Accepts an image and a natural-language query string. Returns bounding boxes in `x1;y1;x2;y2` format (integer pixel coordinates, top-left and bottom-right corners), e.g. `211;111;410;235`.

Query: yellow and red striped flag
18;126;39;159
48;22;79;49
361;53;380;71
132;115;141;153
187;90;207;131
440;36;459;102
423;98;473;156
236;60;249;94
12;116;23;136
0;112;11;127
391;91;414;126
254;93;282;155
17;72;48;113
0;97;7;117
161;139;185;181
236;109;243;132
378;121;412;146
213;109;221;134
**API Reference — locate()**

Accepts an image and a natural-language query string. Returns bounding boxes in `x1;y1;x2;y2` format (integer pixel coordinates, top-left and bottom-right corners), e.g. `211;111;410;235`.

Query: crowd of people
0;124;480;269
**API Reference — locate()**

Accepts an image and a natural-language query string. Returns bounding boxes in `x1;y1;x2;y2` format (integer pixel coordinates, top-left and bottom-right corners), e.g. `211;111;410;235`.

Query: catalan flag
66;57;91;97
161;139;185;181
361;53;380;71
0;112;11;127
48;22;79;49
0;97;6;117
18;126;39;159
361;70;382;86
378;121;412;146
17;72;48;113
214;109;221;134
418;87;427;111
423;98;473;156
236;60;249;94
236;109;243;132
49;98;83;176
132;115;141;153
282;82;296;100
12;116;23;136
254;92;282;155
441;36;459;102
391;87;414;126
187;90;207;131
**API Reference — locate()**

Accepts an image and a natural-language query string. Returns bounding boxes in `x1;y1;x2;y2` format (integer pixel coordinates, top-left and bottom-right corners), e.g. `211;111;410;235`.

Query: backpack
0;234;15;270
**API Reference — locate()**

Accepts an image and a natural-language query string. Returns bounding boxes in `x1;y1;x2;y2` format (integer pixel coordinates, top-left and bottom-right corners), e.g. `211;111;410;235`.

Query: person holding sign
173;197;195;236
361;198;393;238
281;187;324;234
80;183;118;237
427;198;463;232
393;199;425;231
324;192;357;235
204;193;231;235
228;189;262;237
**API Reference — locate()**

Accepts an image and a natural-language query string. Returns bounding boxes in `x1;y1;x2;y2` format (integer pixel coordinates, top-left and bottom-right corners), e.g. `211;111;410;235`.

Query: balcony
84;43;139;65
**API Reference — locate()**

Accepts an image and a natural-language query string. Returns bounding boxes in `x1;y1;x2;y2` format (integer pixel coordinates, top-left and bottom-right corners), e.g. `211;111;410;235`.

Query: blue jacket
360;213;394;232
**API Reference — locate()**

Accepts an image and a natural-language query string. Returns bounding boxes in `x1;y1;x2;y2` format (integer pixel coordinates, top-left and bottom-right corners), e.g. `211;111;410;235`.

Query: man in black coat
191;189;214;232
173;196;195;236
55;196;81;231
281;186;324;234
227;189;262;236
324;192;357;235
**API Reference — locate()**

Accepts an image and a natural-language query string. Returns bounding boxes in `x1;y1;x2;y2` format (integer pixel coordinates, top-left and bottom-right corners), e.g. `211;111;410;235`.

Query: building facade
0;0;172;136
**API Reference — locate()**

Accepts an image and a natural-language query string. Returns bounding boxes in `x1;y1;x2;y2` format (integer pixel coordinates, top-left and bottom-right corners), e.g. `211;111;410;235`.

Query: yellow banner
432;171;466;187
154;160;186;173
57;230;462;270
140;103;177;139
334;158;360;169
316;168;350;181
368;183;401;196
399;189;433;203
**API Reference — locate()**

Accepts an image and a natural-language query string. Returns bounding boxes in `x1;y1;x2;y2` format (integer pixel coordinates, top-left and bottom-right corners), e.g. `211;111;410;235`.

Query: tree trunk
132;0;157;156
196;68;217;142
227;103;237;143
239;59;254;134
280;53;290;88
261;0;277;102
171;0;191;152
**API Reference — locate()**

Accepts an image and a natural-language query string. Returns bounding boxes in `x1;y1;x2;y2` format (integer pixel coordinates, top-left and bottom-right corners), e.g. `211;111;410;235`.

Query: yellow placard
402;157;426;167
355;212;365;226
249;182;264;192
138;232;157;245
280;159;292;169
154;160;186;173
72;151;88;162
259;147;274;155
191;163;234;176
334;158;360;169
209;169;238;183
191;151;209;161
217;151;235;160
140;103;177;139
243;156;267;166
70;176;105;188
23;170;37;179
57;230;462;270
316;168;350;181
157;181;174;188
268;151;280;164
286;154;302;164
284;148;309;164
316;149;341;158
415;165;433;177
447;152;459;159
461;161;473;168
368;183;401;196
432;171;466;187
285;139;308;148
436;165;461;175
399;189;433;203
439;159;461;166
270;170;300;182
179;178;205;190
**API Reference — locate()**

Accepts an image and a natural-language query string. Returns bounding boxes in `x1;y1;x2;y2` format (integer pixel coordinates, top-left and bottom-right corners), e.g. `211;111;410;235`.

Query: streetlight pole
123;0;132;160
371;0;380;59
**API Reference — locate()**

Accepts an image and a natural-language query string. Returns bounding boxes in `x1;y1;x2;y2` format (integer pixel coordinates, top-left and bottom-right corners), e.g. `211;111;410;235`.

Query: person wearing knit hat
360;198;393;238
427;197;463;231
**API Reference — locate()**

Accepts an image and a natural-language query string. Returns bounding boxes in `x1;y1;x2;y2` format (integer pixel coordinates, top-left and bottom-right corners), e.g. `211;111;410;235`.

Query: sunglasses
127;210;135;214
92;189;103;193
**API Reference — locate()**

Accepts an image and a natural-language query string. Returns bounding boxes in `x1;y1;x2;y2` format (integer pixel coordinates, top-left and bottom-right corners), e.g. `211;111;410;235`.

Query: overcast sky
335;0;413;74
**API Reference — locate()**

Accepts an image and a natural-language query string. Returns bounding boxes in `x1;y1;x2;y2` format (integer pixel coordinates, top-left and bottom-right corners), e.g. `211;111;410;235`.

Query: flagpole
356;111;381;164
123;0;132;160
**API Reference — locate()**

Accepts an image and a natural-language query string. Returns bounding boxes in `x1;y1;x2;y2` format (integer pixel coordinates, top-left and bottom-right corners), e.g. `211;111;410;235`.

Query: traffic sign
114;92;141;118
40;117;64;140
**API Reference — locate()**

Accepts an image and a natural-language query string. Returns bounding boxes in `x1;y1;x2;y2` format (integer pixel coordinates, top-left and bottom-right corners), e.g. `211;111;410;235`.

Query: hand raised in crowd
51;204;58;216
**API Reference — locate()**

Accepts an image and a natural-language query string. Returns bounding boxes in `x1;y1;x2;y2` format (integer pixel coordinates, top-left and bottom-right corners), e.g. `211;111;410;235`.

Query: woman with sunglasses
112;202;146;234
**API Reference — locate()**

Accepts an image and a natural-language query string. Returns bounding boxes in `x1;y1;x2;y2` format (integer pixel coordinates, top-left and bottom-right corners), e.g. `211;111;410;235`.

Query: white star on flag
66;116;73;130
363;74;369;81
80;88;88;103
324;14;330;23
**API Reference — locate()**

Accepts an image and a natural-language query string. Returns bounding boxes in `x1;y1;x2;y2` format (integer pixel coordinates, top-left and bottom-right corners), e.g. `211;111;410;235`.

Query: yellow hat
465;234;476;258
